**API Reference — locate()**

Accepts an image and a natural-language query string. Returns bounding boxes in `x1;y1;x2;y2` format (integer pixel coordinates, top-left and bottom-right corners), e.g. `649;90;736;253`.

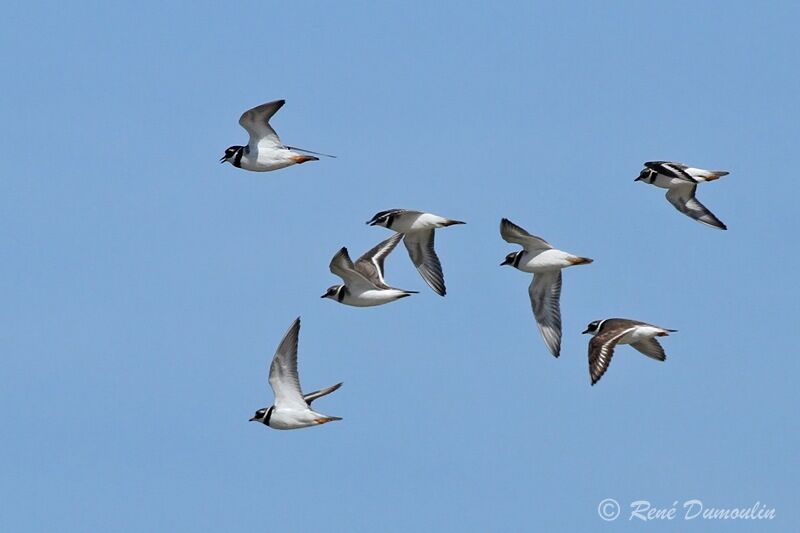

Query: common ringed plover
500;218;593;358
250;317;342;429
366;209;465;296
635;161;728;230
221;99;333;172
582;318;676;386
322;233;418;307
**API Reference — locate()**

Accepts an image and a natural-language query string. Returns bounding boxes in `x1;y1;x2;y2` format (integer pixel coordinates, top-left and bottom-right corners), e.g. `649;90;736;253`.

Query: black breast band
233;146;244;168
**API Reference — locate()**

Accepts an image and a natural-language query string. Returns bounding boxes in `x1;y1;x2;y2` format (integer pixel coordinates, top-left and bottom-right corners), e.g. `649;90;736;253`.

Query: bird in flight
221;99;334;172
250;317;342;430
322;233;418;307
500;218;593;358
635;161;728;230
582;318;675;385
366;209;465;296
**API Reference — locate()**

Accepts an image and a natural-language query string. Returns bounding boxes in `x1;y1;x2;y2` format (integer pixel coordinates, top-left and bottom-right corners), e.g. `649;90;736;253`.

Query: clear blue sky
2;1;798;531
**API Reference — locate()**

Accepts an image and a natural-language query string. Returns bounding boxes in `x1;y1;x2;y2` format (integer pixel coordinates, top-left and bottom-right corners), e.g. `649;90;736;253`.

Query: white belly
618;326;662;345
652;174;687;189
269;409;320;430
240;153;295;172
392;213;448;233
517;249;574;273
342;288;408;307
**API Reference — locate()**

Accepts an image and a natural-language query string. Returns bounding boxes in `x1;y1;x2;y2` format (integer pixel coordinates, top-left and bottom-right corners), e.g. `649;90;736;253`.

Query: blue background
2;1;798;531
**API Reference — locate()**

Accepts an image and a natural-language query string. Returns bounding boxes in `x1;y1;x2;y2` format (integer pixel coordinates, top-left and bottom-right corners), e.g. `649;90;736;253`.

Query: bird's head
500;251;519;267
582;320;602;335
249;408;268;423
365;210;394;228
220;145;243;164
321;285;343;300
634;168;652;182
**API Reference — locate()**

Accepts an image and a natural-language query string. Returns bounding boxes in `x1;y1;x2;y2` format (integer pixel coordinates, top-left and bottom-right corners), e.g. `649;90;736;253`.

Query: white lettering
629;501;651;521
684;499;703;520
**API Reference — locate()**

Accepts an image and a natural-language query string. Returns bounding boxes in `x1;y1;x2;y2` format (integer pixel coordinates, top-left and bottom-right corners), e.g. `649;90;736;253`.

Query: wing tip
287;316;301;333
418;269;446;296
499;217;521;238
697;217;727;230
541;333;561;358
330;246;350;266
426;282;446;296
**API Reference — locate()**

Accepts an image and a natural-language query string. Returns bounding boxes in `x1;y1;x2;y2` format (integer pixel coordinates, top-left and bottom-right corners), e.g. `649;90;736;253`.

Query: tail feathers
315;416;343;424
442;219;466;227
657;329;678;337
398;290;420;298
291;155;319;164
705;170;729;181
569;256;594;265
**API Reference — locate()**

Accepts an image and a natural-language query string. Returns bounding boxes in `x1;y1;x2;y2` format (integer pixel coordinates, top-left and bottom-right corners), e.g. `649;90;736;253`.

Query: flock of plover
222;99;730;430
